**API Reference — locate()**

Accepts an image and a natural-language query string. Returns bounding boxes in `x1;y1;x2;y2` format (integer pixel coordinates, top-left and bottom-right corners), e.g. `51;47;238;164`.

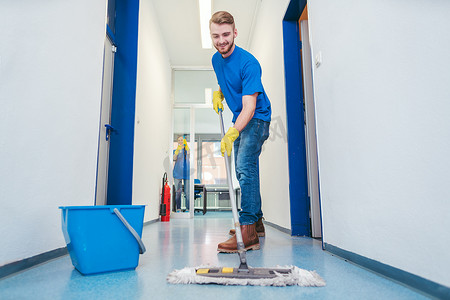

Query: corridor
0;212;428;299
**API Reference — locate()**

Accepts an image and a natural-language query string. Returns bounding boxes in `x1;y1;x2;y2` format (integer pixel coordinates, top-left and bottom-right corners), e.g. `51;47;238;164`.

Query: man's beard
215;40;234;56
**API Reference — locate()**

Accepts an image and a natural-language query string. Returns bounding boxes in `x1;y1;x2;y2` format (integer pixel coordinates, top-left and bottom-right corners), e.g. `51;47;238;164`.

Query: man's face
210;23;237;58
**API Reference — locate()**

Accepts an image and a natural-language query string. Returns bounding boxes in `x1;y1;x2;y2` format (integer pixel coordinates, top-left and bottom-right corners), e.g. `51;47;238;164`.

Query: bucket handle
113;208;146;254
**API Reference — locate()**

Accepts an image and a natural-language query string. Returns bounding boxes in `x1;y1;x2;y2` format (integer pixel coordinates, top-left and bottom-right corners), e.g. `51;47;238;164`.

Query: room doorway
171;68;236;218
283;0;322;238
95;32;116;205
299;7;321;238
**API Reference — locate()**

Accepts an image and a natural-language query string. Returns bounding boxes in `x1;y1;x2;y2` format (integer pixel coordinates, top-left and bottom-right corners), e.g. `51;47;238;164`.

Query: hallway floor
0;212;429;299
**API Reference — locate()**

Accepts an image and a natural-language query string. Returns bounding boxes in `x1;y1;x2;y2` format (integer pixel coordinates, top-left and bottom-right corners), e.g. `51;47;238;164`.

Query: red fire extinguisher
160;172;171;222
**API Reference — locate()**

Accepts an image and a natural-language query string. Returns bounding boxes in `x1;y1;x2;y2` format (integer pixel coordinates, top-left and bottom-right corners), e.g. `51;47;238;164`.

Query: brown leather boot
229;217;265;237
218;223;260;253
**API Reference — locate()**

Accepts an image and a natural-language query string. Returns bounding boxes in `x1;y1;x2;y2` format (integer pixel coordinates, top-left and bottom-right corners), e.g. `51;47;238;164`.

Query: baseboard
263;220;292;235
324;243;450;300
144;218;159;226
0;218;159;280
0;247;68;280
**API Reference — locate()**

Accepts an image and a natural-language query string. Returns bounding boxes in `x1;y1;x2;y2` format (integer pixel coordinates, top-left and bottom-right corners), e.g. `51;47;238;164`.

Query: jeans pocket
262;121;270;142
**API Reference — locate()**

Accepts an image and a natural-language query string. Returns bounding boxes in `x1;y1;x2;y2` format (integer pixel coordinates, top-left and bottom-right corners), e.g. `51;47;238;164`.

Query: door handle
105;124;115;141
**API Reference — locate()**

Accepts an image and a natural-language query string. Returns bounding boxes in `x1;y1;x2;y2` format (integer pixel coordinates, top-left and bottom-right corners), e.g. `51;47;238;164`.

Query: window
200;141;226;185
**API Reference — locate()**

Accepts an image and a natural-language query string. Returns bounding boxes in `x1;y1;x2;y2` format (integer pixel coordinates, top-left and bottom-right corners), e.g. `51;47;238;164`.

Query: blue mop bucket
59;205;146;275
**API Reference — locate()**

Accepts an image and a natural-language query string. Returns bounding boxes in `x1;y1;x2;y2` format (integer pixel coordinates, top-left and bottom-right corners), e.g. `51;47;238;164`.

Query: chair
194;179;202;200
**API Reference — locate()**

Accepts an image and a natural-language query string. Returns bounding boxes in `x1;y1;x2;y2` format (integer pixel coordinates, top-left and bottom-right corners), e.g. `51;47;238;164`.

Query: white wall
249;0;292;229
308;0;450;287
133;0;173;222
192;106;234;135
0;1;106;265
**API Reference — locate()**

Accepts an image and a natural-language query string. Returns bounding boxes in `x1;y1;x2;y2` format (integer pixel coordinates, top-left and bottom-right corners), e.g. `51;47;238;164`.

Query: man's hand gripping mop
167;109;325;286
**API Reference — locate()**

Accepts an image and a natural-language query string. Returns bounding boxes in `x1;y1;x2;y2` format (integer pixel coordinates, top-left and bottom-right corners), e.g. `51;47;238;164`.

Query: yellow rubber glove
213;90;224;114
174;144;183;156
183;138;190;151
221;127;239;156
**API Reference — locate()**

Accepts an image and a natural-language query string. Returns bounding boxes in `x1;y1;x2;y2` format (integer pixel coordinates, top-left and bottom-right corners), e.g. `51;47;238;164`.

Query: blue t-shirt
212;45;271;123
173;149;190;179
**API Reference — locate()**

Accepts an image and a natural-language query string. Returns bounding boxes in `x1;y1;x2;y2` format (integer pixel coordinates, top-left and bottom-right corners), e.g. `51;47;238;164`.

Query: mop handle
218;110;247;260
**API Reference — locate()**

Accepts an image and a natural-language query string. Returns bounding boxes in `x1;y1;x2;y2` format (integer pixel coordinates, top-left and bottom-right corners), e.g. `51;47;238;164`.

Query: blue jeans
174;178;190;210
234;118;270;225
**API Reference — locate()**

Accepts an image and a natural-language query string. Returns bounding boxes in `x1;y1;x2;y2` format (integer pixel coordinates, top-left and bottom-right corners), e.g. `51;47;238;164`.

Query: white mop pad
167;265;326;287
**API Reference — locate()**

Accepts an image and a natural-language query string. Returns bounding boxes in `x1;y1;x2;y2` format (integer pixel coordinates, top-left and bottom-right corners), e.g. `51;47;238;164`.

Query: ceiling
151;0;261;68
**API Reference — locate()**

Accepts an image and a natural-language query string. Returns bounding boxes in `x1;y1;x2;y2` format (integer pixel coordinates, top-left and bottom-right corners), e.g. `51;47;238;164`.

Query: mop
167;110;325;287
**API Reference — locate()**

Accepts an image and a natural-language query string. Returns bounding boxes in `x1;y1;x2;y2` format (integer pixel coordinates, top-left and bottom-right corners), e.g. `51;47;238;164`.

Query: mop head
167;265;326;287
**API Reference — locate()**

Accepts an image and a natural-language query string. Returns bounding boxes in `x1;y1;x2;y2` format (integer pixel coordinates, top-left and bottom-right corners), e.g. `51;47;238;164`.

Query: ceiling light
199;0;212;49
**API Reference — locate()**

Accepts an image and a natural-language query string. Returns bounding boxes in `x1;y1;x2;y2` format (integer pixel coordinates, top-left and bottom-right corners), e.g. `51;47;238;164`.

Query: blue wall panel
107;0;140;205
283;0;310;236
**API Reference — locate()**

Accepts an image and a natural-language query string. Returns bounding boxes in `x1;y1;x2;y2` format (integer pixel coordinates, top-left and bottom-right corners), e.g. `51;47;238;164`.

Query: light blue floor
0;212;430;299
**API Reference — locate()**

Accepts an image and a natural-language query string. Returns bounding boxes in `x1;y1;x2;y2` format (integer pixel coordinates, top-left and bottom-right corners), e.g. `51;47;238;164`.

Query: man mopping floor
167;11;325;287
210;10;270;253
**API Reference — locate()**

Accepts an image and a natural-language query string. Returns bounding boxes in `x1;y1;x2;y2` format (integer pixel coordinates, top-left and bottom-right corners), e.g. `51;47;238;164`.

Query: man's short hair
210;11;235;30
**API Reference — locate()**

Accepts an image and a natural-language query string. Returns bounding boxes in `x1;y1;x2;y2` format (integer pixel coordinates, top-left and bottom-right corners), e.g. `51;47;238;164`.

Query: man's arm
233;92;258;132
